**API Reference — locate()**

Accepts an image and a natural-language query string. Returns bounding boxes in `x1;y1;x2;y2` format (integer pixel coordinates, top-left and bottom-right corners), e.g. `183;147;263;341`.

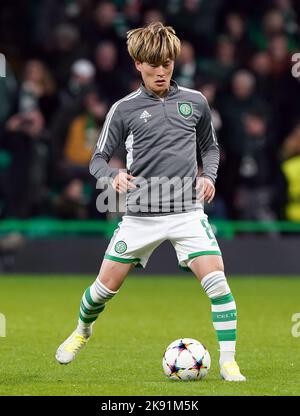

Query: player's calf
55;279;118;364
200;270;246;381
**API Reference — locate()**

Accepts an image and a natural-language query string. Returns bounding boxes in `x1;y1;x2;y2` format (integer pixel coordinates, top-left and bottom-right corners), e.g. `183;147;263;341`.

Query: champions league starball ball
162;338;211;381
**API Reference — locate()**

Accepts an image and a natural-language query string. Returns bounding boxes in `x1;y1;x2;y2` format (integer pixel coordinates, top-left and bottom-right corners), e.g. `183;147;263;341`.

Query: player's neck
144;84;170;98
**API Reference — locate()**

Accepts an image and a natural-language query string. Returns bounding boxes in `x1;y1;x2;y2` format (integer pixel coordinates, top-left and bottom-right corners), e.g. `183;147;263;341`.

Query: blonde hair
24;60;56;95
127;22;181;65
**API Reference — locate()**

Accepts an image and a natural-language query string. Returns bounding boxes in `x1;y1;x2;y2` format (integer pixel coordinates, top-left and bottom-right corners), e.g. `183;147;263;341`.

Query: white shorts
104;210;222;270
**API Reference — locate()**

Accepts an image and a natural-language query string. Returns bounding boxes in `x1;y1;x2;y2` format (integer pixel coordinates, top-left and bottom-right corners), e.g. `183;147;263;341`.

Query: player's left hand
196;176;215;204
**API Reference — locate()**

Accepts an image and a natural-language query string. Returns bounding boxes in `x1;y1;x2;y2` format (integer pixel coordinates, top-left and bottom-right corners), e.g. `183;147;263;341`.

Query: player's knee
213;257;224;273
97;259;131;291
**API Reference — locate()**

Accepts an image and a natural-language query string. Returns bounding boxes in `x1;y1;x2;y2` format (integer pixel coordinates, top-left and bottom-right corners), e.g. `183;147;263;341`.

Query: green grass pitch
0;274;299;396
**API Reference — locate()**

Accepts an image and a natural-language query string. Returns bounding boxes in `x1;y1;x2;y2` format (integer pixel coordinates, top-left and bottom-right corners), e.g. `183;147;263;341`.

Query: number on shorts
200;219;215;240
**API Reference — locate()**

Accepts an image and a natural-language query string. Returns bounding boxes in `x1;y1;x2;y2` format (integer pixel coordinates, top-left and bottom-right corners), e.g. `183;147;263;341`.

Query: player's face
135;60;174;97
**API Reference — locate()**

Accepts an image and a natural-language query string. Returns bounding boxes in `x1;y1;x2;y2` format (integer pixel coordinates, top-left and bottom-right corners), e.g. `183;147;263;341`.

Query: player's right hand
112;171;136;193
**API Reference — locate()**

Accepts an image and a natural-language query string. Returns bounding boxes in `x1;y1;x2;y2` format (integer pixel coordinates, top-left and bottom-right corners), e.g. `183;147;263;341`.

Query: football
162;338;211;381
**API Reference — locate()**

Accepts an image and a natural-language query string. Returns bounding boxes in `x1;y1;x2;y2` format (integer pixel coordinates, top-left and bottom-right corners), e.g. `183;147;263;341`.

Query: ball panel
163;347;179;364
163;348;180;378
181;338;201;346
187;343;206;361
177;368;199;381
166;338;183;350
162;356;172;376
202;350;211;370
163;338;210;381
175;349;195;369
169;372;181;380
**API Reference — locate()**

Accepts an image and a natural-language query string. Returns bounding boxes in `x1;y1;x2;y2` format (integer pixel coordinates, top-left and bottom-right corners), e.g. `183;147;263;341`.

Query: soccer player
56;22;246;382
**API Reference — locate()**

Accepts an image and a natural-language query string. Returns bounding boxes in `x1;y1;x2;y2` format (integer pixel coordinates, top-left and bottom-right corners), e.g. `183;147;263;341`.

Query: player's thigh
97;259;133;292
106;215;166;271
170;211;223;273
189;255;224;282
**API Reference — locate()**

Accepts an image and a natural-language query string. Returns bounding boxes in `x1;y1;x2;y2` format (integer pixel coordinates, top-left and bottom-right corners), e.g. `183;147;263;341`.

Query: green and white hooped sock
77;280;118;337
201;271;237;365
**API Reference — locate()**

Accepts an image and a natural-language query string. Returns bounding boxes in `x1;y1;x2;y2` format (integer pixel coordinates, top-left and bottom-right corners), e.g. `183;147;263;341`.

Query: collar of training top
140;79;179;99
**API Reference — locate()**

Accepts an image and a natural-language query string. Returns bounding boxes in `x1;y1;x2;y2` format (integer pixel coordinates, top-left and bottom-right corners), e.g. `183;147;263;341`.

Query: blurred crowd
0;0;300;222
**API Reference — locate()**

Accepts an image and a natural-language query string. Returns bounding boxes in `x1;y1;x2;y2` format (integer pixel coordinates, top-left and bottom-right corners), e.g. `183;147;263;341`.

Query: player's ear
135;61;142;73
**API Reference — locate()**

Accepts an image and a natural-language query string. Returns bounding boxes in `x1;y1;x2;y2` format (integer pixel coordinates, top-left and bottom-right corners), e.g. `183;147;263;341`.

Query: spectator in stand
281;122;300;221
50;61;96;193
272;65;300;143
196;79;227;218
0;65;17;134
219;69;268;154
174;40;197;88
45;23;86;88
143;8;166;26
263;9;287;38
235;110;278;220
264;34;296;144
281;122;300;161
82;1;122;49
0;59;58;218
249;51;273;103
59;59;95;107
63;91;107;174
94;41;128;104
19;59;58;126
267;33;293;78
123;0;143;29
197;79;222;132
169;0;223;54
249;8;299;51
274;0;299;37
34;0;82;50
223;12;253;64
0;65;17;218
53;89;125;219
218;69;269;218
52;178;89;220
52;90;106;219
197;35;238;90
2;109;47;218
53;89;105;184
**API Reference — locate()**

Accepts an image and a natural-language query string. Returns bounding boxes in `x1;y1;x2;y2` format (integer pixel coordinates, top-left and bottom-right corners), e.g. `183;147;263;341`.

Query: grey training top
90;80;220;216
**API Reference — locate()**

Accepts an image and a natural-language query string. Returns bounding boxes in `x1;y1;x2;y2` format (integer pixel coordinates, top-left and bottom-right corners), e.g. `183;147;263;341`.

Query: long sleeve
89;106;126;180
196;98;220;184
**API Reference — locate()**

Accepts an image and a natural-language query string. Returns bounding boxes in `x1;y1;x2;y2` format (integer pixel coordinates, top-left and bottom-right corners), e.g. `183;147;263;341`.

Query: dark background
0;0;299;274
0;0;299;222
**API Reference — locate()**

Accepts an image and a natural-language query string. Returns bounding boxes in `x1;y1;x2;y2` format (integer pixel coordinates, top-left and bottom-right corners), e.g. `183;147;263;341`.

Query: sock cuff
88;280;118;304
96;280;119;295
93;280;118;300
201;270;226;289
201;271;230;299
